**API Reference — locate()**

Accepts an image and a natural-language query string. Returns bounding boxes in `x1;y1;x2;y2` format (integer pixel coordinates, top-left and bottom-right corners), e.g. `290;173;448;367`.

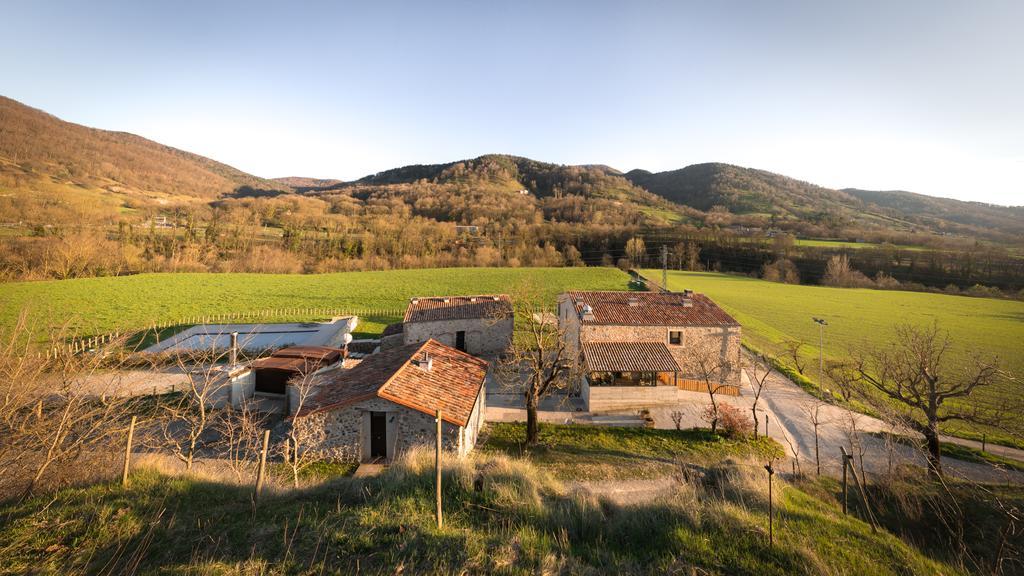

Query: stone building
557;290;742;412
294;339;488;462
227;346;345;413
386;294;513;357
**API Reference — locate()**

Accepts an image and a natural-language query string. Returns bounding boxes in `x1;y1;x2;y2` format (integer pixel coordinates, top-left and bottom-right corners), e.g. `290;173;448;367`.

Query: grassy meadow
0;425;985;576
0;267;630;339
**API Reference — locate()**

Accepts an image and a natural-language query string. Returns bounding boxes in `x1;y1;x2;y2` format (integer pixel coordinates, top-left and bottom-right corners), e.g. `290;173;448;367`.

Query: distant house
392;295;513;357
557;291;742;412
295;339;488;462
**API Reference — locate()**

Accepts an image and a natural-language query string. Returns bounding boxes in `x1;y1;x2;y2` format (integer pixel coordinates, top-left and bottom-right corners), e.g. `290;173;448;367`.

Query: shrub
704;403;752;439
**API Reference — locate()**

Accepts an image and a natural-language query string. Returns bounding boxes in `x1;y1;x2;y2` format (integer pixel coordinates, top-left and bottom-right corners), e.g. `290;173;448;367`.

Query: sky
2;0;1023;206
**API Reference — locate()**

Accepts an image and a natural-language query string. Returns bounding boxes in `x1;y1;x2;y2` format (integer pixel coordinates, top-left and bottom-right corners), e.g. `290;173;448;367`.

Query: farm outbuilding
228;346;345;413
390;295;513;357
295;339;488;462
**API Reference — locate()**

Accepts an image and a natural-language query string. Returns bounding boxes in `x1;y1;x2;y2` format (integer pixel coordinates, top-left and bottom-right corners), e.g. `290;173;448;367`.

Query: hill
626;163;1023;243
311;154;691;226
0;96;287;208
843;187;1024;238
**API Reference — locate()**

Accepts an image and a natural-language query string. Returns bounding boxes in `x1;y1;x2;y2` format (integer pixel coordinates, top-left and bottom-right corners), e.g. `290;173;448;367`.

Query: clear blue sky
2;0;1022;205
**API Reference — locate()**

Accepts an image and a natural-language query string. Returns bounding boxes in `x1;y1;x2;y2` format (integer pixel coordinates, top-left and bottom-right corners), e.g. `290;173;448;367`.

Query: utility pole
661;245;668;292
812;317;828;395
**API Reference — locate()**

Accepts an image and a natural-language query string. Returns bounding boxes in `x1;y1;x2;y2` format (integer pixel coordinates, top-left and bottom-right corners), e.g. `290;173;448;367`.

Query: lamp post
812;317;827;395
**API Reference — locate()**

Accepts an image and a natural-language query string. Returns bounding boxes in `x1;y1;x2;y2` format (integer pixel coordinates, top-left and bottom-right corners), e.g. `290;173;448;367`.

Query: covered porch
580;341;684;412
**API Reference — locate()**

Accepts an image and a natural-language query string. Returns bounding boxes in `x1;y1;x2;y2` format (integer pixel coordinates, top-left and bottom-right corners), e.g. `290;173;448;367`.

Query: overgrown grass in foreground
0;267;629;338
481;422;784;480
0;446;963;575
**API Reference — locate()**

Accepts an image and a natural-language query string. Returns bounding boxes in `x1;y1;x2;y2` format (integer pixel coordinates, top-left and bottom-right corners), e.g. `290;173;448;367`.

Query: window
669;331;682;345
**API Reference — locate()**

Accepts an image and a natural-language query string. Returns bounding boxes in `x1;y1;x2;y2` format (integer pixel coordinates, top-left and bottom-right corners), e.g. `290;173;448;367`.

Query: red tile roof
404;294;512;323
564;291;739;327
582;341;682;373
298;339;488;426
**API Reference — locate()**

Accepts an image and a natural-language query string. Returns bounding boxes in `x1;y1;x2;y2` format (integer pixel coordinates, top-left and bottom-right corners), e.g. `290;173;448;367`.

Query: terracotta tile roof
582;341;682;373
564;291;739;327
250;346;342;372
298;339;488;426
404;294;512;323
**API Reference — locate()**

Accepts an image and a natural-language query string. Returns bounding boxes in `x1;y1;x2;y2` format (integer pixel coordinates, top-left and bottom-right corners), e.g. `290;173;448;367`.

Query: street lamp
812;317;827;395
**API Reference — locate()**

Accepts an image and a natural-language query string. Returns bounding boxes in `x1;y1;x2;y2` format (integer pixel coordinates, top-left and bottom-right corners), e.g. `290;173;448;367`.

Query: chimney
417;351;432;371
229;332;239;366
628;297;640;307
581;304;595;322
411;298;419;305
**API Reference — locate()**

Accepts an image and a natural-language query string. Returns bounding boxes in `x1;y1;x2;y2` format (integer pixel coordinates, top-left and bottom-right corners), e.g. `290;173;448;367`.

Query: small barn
228;346;344;413
295;339;488;462
399;295;513;357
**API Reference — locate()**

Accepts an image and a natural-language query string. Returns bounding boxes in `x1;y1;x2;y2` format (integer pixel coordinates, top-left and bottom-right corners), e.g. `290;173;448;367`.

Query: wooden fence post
842;446;877;532
841;448;849;515
122;415;137;486
436;408;443;529
255;429;270;501
764;462;774;547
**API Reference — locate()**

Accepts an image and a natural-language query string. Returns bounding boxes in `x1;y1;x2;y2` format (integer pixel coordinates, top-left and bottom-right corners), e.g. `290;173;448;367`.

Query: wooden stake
841;449;849;515
764;462;775;547
436;408;443;529
255;429;270;501
122;415;137;486
841;446;877;531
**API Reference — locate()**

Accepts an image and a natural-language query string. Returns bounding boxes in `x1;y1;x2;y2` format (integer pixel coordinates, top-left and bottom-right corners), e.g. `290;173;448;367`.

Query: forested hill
626;162;1023;242
1;93;1021;242
843;188;1024;238
307;154;692;226
0;96;286;201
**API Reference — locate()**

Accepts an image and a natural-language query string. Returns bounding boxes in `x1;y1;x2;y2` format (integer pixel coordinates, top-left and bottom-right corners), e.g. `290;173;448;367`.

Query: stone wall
403;317;513;357
578;324;742;386
586;382;682;412
298;395;484;463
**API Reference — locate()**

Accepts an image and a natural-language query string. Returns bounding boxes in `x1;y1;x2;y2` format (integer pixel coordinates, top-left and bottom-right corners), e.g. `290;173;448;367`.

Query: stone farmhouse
557;290;742;412
382;294;513;357
295;339;488;462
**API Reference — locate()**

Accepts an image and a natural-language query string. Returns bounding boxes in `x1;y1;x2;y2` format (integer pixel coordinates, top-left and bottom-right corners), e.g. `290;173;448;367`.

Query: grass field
0;267;630;339
481;422;783;480
794;238;925;251
0;426;977;575
642;269;1024;443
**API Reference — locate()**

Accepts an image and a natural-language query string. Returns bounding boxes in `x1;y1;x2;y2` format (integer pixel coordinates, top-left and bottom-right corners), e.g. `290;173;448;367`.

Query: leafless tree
670;410;684;430
844;323;1008;477
494;283;577;446
0;314;131;499
282;365;324;488
746;351;773;436
801;401;830;476
781;339;807;375
156;344;231;471
213;399;267;482
682;338;736;434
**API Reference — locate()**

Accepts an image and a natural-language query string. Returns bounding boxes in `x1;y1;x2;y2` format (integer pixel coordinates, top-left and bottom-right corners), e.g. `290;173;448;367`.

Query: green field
0;267;630;338
794;238;925;251
643;269;1024;442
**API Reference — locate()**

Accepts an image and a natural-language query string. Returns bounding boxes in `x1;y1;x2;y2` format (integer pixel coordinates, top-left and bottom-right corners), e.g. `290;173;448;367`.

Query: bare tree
746;351;773;437
157;345;231;471
801;401;829;476
495;283;577;446
844;323;1006;477
282;365;324;488
683;338;735;434
213;399;267;482
0;314;130;499
781;339;807;375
